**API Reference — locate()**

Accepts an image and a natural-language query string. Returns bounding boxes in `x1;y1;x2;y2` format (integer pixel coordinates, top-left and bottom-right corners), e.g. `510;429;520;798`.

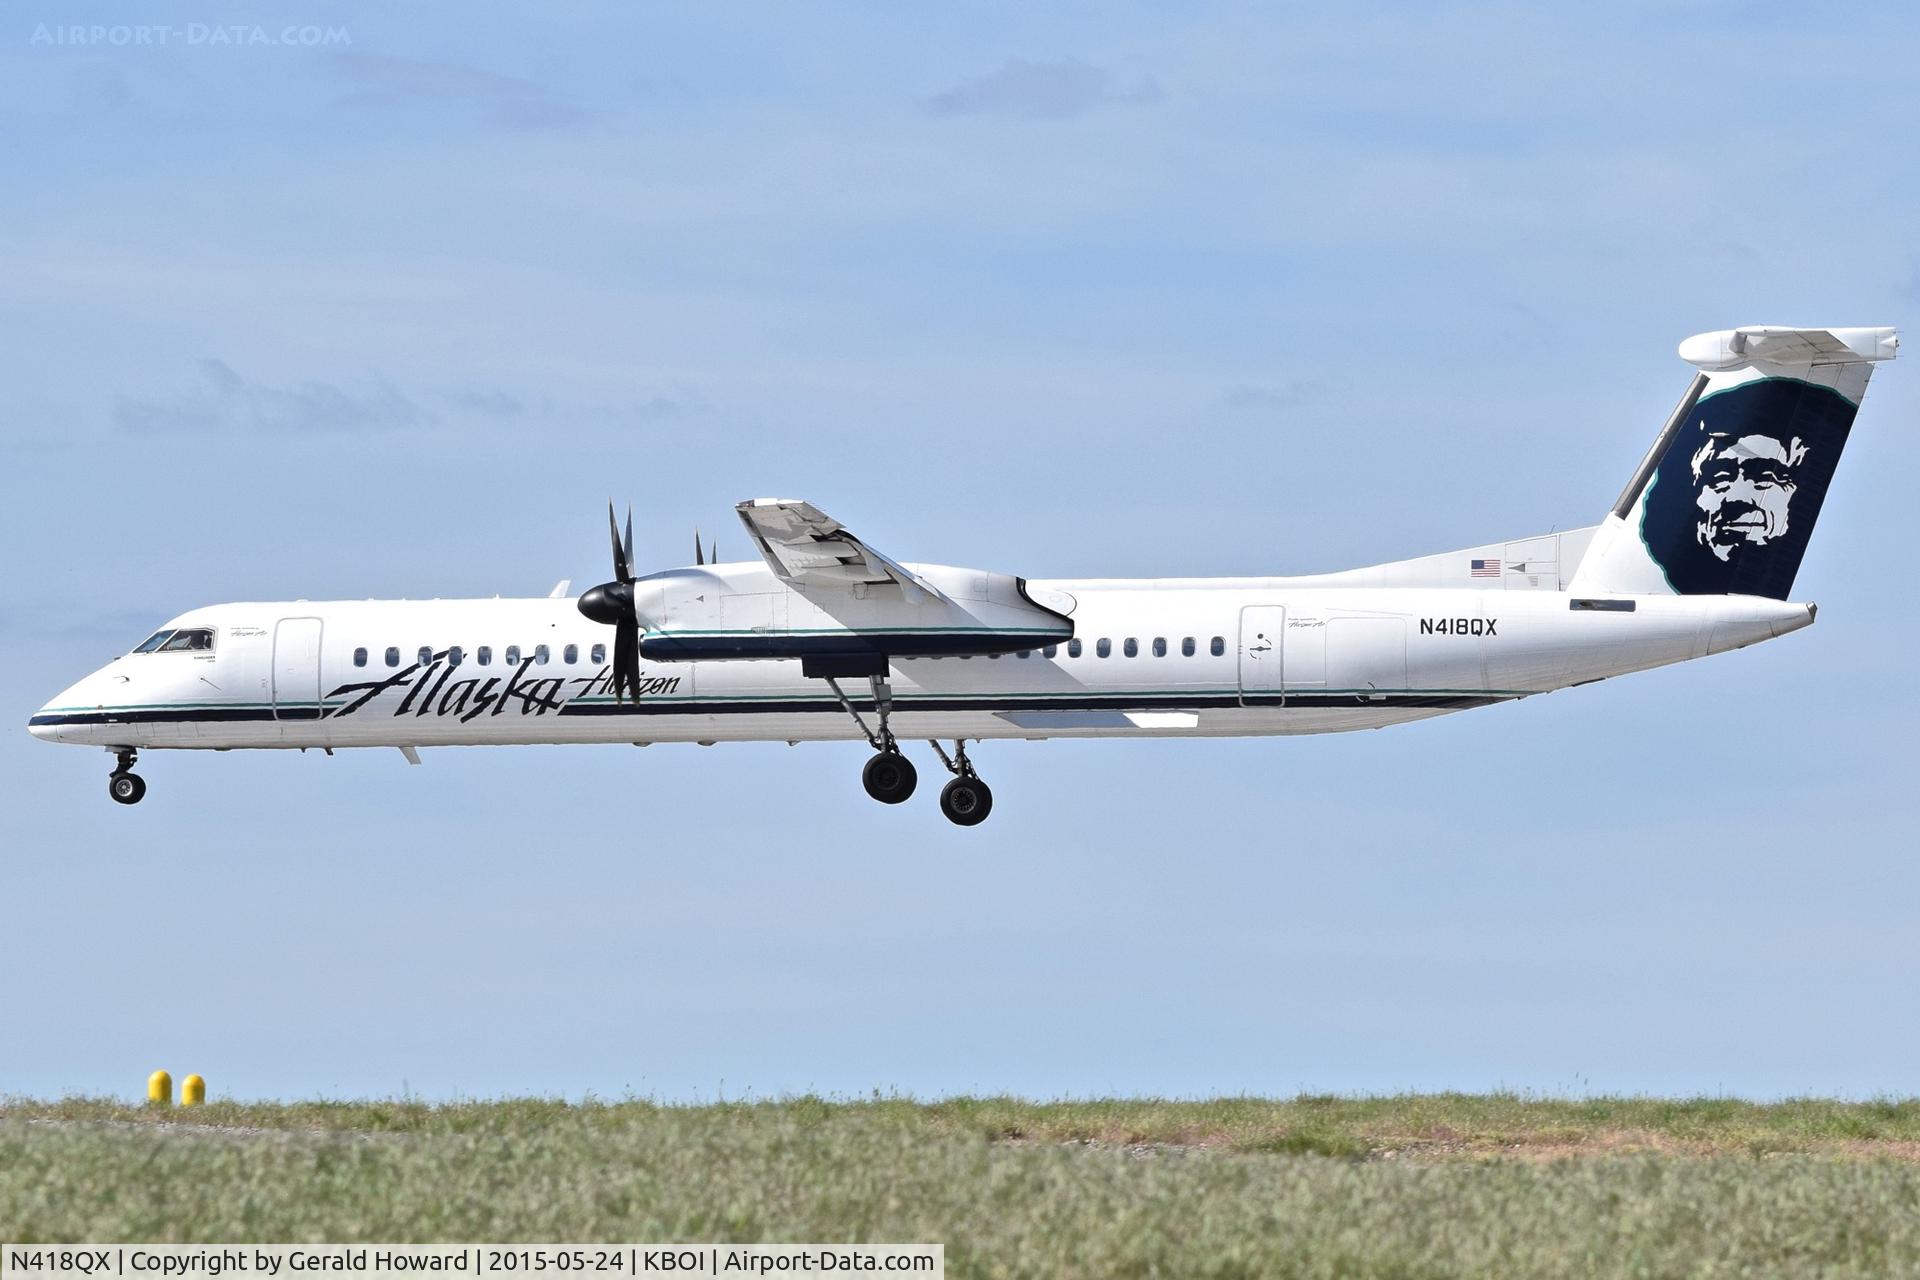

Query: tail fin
1568;325;1897;599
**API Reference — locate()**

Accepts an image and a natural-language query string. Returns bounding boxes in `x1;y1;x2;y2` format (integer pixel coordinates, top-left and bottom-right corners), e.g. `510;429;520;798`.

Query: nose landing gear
108;749;146;805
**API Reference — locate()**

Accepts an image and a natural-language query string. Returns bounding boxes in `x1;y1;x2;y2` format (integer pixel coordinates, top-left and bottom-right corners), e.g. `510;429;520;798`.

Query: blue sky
3;2;1917;1102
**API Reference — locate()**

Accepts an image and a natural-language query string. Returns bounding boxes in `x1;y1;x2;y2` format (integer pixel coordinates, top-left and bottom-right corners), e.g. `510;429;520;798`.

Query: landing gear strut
821;676;994;823
929;739;993;826
108;749;146;806
828;675;917;804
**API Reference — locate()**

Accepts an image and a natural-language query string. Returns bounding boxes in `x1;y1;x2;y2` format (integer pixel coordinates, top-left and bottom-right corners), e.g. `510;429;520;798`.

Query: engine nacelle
634;562;1074;675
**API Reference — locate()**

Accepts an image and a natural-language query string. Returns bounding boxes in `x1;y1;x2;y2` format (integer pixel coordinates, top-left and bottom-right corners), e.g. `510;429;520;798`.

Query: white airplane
29;324;1897;824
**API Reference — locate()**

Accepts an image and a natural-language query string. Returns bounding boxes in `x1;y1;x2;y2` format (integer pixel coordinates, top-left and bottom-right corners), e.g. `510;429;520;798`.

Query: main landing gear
828;675;918;804
929;739;993;827
825;676;993;824
861;749;917;805
108;749;146;806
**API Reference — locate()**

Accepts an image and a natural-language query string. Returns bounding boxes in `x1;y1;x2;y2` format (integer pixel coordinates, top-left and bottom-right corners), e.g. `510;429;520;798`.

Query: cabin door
272;617;324;721
1237;606;1286;705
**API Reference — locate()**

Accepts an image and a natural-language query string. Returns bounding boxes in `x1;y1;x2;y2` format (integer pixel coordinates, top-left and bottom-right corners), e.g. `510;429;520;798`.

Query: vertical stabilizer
1567;326;1896;599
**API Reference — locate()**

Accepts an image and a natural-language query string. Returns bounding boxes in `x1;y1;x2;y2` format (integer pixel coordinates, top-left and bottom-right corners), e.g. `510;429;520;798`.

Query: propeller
694;531;717;566
578;503;641;703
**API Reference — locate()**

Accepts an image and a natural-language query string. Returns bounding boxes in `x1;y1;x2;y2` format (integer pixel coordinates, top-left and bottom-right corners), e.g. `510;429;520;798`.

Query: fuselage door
1237;605;1286;705
272;617;324;721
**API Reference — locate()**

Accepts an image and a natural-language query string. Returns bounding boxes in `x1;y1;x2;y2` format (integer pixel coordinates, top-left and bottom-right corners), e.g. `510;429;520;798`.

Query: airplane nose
28;671;108;742
28;700;64;741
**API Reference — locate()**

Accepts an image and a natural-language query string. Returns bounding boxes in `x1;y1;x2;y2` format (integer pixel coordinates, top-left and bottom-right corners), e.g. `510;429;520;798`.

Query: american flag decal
1469;558;1501;578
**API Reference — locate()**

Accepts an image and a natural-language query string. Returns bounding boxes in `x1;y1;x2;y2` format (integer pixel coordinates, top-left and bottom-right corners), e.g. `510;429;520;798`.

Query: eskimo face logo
1689;428;1808;561
1636;377;1858;600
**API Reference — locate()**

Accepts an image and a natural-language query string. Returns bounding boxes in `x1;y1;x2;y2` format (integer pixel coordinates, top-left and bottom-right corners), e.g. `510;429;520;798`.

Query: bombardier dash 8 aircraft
29;325;1897;824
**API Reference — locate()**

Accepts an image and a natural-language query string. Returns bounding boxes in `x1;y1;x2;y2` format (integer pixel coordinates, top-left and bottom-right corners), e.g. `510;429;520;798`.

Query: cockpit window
135;628;213;654
158;628;215;652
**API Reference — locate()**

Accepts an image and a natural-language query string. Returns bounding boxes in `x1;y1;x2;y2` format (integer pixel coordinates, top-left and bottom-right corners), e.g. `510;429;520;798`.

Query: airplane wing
735;499;936;602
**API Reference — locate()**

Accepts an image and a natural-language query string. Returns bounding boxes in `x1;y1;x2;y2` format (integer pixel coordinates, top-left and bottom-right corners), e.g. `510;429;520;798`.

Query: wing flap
736;498;934;601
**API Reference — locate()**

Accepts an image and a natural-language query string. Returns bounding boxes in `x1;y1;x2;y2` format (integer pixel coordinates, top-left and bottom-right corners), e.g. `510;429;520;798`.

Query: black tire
939;776;993;826
861;751;918;804
108;772;146;806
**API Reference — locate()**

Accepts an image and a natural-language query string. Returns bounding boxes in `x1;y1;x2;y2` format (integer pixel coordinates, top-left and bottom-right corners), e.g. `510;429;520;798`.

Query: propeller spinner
578;503;642;703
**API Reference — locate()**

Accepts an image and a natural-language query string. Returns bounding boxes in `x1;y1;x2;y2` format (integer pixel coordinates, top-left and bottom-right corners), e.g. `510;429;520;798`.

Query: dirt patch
1367;1129;1920;1163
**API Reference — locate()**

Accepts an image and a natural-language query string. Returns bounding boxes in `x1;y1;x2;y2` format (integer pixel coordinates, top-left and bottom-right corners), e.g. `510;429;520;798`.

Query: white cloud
328;51;586;130
114;359;424;434
923;58;1161;122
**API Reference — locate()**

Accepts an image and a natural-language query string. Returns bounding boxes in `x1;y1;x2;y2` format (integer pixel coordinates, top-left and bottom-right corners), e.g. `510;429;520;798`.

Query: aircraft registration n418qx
29;324;1898;824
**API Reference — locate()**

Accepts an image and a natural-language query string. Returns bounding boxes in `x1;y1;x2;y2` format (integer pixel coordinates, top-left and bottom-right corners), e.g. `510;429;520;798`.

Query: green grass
7;1094;1920;1278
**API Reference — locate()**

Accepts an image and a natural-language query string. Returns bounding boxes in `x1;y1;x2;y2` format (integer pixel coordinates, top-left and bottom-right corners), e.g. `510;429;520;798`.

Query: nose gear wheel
108;749;146;805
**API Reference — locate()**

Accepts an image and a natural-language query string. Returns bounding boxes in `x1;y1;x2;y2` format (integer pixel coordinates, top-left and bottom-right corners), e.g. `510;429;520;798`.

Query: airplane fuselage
29;569;1813;753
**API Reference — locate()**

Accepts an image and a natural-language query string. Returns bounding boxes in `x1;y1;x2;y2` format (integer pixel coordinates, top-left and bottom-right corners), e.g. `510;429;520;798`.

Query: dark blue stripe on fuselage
30;691;1513;729
31;706;301;726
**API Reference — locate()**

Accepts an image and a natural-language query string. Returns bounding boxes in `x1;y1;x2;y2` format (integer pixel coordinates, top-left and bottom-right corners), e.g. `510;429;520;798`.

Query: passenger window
418;646;433;666
1067;639;1082;658
133;630;174;654
1096;638;1112;658
1152;637;1167;657
477;646;492;667
159;628;214;652
1211;636;1225;657
535;645;550;664
564;644;578;664
1043;645;1058;658
1182;637;1195;657
591;643;606;665
448;646;464;667
1123;638;1138;657
505;645;521;666
353;647;368;668
386;647;400;668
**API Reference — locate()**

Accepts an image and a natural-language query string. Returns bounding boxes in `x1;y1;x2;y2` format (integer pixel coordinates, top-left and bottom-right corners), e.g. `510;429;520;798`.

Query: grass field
7;1094;1920;1277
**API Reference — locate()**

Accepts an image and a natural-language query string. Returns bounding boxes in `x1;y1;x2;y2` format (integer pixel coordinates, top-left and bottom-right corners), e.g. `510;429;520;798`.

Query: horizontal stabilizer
1678;326;1898;372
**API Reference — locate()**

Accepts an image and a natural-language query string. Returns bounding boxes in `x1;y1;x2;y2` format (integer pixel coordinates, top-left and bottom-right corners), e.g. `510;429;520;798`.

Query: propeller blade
694;529;704;566
709;538;717;565
586;503;646;702
611;616;640;703
607;502;631;584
